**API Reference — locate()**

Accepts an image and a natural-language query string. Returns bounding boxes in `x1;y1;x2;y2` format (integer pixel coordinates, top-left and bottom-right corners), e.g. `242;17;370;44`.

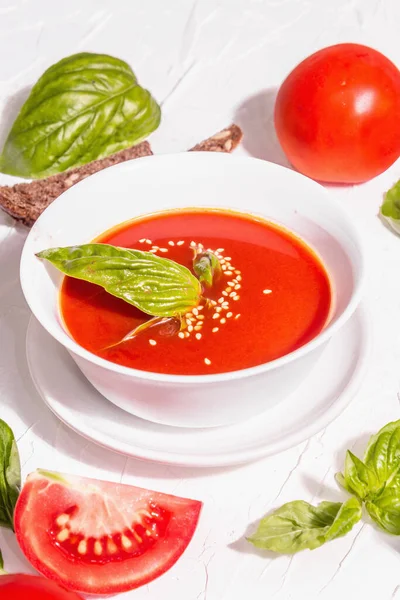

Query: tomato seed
56;513;70;527
77;540;87;555
121;534;132;550
94;540;103;555
57;529;69;542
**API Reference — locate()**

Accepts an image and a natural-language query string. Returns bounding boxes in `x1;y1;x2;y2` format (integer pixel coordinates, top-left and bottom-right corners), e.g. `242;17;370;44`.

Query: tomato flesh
0;574;82;599
274;43;400;183
14;470;202;595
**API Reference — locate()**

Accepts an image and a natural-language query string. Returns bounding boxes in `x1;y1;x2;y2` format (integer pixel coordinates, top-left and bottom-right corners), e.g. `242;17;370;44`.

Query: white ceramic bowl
20;153;364;428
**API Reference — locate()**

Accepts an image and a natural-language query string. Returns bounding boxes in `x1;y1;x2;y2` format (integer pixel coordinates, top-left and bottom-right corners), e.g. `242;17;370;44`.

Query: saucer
26;306;370;467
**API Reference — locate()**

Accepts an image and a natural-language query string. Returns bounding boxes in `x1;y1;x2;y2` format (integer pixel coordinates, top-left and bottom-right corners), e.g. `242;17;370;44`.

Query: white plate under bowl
26;306;370;468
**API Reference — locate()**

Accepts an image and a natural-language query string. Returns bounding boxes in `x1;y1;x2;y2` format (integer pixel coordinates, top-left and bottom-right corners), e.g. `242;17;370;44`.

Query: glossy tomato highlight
14;470;202;595
274;43;400;183
0;574;82;599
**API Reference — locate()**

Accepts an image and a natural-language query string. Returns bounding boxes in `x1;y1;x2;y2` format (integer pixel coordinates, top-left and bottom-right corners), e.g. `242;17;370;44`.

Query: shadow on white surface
234;87;292;169
0;85;32;148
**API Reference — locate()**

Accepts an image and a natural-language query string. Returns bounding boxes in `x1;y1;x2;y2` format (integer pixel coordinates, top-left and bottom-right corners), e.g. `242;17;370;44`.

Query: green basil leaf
0;420;21;530
366;487;400;535
338;451;380;501
380;179;400;235
324;497;363;542
37;244;202;318
247;497;361;554
193;251;221;288
0;52;161;179
363;420;400;489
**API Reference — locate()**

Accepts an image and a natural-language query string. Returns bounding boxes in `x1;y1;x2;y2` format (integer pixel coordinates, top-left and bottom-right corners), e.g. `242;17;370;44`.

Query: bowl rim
20;152;365;384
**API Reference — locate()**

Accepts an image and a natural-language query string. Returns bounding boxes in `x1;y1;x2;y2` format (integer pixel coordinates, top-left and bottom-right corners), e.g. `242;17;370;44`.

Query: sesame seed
186;318;193;324
145;239;152;244
235;314;241;319
230;291;237;297
198;243;204;249
192;308;199;316
236;275;242;281
168;241;175;246
149;249;157;253
227;312;233;318
215;307;222;313
177;240;185;246
235;270;241;275
194;325;202;331
184;331;190;338
190;241;196;247
220;318;227;324
188;325;194;332
210;300;217;306
197;314;205;320
216;248;225;253
159;248;168;253
263;289;272;295
213;313;220;319
227;281;235;286
224;256;232;261
221;265;227;271
219;258;226;265
233;296;240;301
186;312;193;318
197;305;204;311
218;297;224;304
235;284;241;290
221;302;229;308
139;238;146;243
225;271;233;276
204;358;211;365
222;291;228;297
178;332;185;339
149;339;157;346
212;327;219;333
195;333;202;340
226;287;232;293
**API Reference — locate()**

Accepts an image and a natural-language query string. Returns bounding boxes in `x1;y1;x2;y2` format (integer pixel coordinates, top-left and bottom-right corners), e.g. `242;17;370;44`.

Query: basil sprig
193;251;221;288
249;419;400;555
37;244;202;318
248;498;361;553
0;53;161;179
0;420;21;531
337;420;400;534
380;179;400;235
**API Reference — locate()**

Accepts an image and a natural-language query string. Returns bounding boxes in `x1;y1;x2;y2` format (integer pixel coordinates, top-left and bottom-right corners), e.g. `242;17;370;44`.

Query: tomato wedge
14;470;202;595
0;574;82;599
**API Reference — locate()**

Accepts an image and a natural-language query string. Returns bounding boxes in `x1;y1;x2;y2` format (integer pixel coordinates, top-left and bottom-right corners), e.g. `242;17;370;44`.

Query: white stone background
0;0;400;598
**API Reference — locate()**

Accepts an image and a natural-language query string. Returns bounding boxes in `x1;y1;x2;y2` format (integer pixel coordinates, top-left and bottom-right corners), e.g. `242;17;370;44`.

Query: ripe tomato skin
0;574;82;599
274;43;400;183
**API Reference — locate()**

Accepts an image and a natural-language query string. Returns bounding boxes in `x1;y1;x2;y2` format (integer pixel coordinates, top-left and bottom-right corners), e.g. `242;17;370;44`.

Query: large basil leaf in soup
0;53;161;179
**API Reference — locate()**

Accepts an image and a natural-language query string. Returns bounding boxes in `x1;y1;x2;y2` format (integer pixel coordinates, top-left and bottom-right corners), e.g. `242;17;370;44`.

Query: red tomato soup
60;209;332;375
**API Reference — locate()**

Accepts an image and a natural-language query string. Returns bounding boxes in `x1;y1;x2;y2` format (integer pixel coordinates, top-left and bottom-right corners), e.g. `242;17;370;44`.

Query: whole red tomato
274;43;400;183
0;573;82;599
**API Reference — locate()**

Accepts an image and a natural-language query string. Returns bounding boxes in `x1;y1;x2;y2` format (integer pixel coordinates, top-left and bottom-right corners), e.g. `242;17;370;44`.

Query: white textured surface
0;1;399;598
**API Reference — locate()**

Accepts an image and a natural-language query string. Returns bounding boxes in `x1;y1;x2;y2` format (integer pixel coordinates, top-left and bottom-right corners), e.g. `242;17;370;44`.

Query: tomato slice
14;470;202;595
0;574;82;599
